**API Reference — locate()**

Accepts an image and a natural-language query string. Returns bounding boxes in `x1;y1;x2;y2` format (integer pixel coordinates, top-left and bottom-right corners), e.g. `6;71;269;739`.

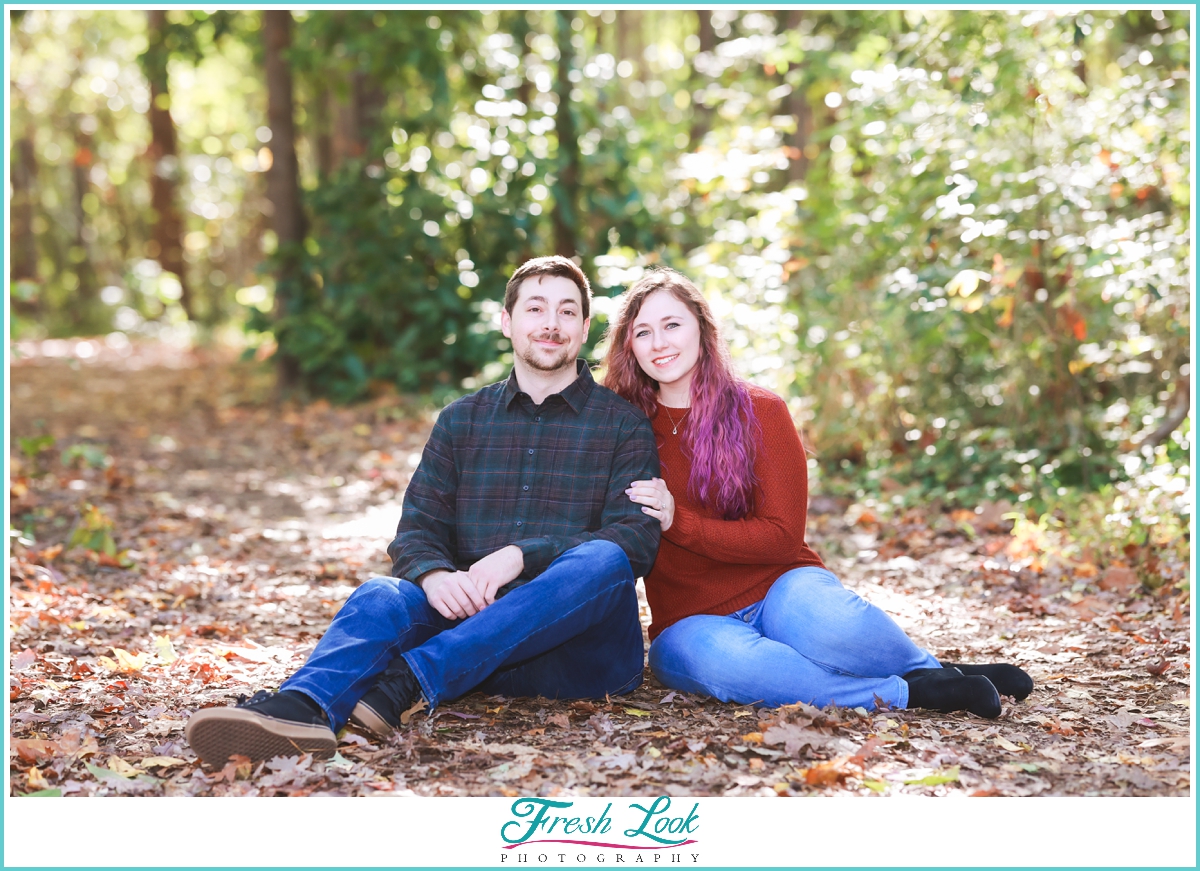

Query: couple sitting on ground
186;256;1033;767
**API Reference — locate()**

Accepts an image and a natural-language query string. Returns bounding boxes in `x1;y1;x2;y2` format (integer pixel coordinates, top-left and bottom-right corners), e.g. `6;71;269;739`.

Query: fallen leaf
1098;566;1138;594
904;766;960;786
400;697;428;726
98;647;149;673
326;752;354;770
139;756;187;769
14;738;58;763
993;737;1022;752
106;755;141;777
12;649;38;671
152;634;178;665
623;707;652;718
27;766;51;791
802;759;848;786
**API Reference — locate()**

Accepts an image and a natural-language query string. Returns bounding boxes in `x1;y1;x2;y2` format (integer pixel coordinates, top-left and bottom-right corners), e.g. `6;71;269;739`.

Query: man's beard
518;333;574;373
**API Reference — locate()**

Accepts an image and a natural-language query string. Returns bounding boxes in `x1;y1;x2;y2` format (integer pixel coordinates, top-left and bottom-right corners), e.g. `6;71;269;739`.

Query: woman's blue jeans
281;540;644;730
648;566;940;710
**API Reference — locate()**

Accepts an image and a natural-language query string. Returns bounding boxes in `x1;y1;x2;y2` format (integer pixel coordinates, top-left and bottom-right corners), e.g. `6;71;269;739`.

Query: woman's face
630;290;702;399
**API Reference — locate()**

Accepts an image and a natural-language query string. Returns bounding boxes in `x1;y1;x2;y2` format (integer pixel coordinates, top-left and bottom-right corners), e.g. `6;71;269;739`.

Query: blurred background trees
8;9;1191;528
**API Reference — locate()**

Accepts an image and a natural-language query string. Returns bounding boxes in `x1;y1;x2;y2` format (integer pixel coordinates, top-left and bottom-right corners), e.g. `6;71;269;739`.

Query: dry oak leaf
13;738;59;763
763;723;840;756
140;756;187;769
97;647;149;673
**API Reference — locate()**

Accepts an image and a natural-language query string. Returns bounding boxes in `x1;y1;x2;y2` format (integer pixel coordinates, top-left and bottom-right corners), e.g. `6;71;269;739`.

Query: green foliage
61;443;111;470
10;9;1191;516
18;435;56;463
67;503;118;555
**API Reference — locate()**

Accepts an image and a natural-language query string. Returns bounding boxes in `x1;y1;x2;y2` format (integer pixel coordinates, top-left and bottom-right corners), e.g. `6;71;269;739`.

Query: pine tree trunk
71;124;99;326
688;12;717;148
551;11;580;260
144;9;194;319
779;9;812;181
263;9;307;390
10;132;39;284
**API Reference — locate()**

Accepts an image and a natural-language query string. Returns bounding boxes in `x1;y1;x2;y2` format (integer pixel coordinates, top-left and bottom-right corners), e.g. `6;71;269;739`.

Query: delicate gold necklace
663;405;690;435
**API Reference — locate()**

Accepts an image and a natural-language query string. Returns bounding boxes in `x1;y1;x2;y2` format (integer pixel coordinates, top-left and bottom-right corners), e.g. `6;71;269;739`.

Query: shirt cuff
663;504;701;549
400;558;457;585
513;537;558;578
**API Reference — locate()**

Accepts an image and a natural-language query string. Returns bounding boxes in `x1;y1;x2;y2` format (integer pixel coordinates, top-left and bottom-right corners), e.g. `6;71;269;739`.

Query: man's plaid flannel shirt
387;361;661;590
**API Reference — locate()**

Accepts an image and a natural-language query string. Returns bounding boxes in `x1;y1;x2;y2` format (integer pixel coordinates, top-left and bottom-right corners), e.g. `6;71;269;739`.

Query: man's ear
582;316;591;340
500;307;512;338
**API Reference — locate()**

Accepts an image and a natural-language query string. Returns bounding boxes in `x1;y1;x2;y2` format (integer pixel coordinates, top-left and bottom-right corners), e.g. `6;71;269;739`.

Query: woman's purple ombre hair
602;268;760;520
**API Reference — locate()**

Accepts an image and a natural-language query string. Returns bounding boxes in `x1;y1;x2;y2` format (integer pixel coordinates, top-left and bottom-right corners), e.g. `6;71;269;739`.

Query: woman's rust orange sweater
645;385;826;640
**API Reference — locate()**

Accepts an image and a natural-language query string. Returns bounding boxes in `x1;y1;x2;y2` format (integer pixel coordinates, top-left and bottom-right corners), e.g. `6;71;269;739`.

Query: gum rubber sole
349;701;395;739
185;707;337;767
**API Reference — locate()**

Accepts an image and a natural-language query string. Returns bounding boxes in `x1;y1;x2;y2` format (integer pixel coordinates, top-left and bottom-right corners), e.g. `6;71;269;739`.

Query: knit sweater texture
645;385;826;640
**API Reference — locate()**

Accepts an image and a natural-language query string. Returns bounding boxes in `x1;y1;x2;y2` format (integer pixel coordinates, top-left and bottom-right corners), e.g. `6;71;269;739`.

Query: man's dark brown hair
504;256;592;320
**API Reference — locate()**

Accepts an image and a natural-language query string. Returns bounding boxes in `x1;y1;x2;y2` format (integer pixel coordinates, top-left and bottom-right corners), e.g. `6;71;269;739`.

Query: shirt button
523;485;530;491
516;520;523;527
536;416;541;422
528;448;534;455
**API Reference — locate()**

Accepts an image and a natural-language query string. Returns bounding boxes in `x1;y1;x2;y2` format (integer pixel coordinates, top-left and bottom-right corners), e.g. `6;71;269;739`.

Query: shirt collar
503;359;595;414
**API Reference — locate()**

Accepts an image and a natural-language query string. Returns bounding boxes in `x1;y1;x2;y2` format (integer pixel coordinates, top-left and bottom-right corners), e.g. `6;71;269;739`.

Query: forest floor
8;341;1193;798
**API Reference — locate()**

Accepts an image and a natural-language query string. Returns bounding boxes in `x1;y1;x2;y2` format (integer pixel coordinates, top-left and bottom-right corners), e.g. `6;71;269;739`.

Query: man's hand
467;545;525;604
419;569;488;620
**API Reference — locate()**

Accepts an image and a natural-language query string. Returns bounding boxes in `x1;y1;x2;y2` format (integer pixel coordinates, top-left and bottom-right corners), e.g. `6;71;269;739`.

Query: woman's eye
634;330;649;339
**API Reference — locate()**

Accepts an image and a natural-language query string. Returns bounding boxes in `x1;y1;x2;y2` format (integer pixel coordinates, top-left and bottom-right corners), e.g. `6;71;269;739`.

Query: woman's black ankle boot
941;663;1033;700
902;667;1002;718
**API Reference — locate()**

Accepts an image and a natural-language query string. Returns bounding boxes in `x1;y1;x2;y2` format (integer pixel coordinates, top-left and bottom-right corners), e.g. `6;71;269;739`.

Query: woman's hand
626;477;675;531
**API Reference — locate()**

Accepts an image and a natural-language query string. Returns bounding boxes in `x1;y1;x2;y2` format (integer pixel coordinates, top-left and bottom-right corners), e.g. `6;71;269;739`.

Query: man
186;256;661;767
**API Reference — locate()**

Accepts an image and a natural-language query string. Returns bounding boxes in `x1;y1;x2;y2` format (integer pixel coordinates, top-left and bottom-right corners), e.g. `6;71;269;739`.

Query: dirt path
8;343;1192;797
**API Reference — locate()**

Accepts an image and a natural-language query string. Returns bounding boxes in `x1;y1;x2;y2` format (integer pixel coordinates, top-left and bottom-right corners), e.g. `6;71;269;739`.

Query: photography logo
500;796;701;864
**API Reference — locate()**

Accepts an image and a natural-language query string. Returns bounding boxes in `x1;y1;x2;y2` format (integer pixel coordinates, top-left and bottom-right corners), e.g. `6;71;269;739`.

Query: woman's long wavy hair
602;269;760;520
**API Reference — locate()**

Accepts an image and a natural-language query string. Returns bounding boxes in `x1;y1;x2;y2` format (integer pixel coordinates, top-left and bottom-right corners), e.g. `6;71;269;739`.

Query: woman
602;268;1032;716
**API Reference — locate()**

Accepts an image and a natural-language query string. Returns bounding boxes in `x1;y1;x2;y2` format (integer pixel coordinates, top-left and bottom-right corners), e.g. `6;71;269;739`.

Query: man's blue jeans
281;540;644;729
648;566;940;710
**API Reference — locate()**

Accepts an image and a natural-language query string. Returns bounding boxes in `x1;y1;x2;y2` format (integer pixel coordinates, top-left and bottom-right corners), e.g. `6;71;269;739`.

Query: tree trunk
688;11;718;148
313;83;333;178
1137;374;1191;450
10;131;39;285
329;71;362;169
551;11;580;260
144;10;194;319
778;9;813;181
617;11;645;79
70;124;100;327
263;9;307;390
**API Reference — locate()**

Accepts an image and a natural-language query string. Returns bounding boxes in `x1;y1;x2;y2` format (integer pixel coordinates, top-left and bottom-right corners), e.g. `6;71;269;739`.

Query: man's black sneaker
942;663;1034;700
186;689;336;767
349;658;423;739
